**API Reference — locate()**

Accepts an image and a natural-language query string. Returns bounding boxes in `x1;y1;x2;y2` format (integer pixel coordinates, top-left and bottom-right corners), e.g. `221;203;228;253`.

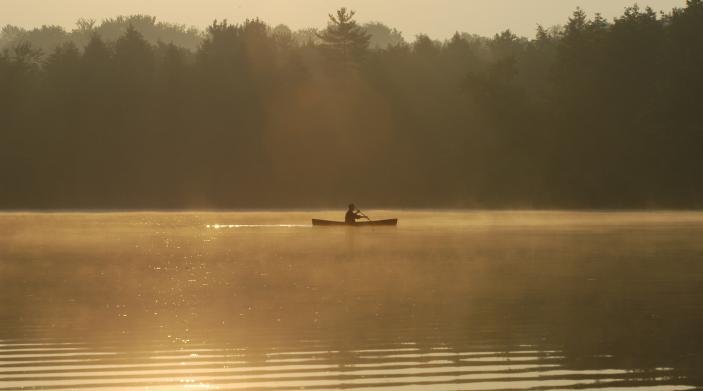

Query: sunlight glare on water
1;211;702;390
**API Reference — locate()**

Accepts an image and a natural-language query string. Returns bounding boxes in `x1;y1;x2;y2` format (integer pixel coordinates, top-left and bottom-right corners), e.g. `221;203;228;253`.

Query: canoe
312;219;398;227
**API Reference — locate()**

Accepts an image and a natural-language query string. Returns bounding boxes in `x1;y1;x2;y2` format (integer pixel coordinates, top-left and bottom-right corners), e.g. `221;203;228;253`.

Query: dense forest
1;2;702;209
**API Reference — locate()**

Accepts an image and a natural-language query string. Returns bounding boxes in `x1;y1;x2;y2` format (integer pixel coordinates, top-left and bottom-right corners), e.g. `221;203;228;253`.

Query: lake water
1;211;702;391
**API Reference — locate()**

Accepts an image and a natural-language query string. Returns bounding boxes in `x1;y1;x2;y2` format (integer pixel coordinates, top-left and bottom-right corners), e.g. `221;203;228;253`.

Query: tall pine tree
317;8;371;64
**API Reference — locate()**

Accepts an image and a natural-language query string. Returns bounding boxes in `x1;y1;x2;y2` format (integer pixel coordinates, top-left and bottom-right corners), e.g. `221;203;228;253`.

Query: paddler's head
348;203;355;211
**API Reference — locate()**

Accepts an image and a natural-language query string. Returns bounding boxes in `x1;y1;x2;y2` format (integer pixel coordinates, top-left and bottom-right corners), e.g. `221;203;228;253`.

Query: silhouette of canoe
312;219;398;227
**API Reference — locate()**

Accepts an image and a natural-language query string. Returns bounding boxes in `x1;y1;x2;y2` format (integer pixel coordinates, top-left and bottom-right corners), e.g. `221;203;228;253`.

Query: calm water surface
1;211;702;391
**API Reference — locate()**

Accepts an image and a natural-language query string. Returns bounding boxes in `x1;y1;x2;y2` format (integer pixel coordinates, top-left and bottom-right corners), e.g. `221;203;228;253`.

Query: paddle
356;209;372;221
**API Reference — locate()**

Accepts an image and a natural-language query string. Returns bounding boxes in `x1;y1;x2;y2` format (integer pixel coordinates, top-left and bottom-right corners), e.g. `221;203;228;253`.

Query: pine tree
317;8;371;63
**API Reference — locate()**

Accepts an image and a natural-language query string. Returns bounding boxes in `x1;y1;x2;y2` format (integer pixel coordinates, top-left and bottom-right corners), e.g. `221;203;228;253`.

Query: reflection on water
1;211;702;390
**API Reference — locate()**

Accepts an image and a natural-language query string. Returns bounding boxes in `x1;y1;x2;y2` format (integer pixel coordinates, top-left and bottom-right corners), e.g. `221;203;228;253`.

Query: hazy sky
1;0;687;39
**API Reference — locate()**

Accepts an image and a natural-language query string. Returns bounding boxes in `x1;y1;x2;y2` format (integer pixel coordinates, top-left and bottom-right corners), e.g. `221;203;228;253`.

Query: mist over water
3;1;703;389
1;211;702;390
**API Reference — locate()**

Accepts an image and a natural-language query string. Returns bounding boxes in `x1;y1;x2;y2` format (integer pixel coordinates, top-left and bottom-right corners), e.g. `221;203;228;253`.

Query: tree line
0;14;406;54
1;2;702;209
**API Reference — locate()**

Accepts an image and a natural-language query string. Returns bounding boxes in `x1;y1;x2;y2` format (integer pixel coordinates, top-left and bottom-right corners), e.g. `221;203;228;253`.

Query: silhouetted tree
317;8;371;64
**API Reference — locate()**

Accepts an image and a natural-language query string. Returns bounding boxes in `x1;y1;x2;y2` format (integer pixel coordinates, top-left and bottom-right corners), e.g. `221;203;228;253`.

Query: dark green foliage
1;5;702;209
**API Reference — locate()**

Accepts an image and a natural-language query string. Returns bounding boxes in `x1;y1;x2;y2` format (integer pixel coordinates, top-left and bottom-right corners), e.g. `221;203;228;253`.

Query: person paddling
345;204;366;225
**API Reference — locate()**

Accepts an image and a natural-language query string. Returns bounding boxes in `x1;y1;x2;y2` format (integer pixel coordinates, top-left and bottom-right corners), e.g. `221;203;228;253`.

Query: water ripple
0;341;694;391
